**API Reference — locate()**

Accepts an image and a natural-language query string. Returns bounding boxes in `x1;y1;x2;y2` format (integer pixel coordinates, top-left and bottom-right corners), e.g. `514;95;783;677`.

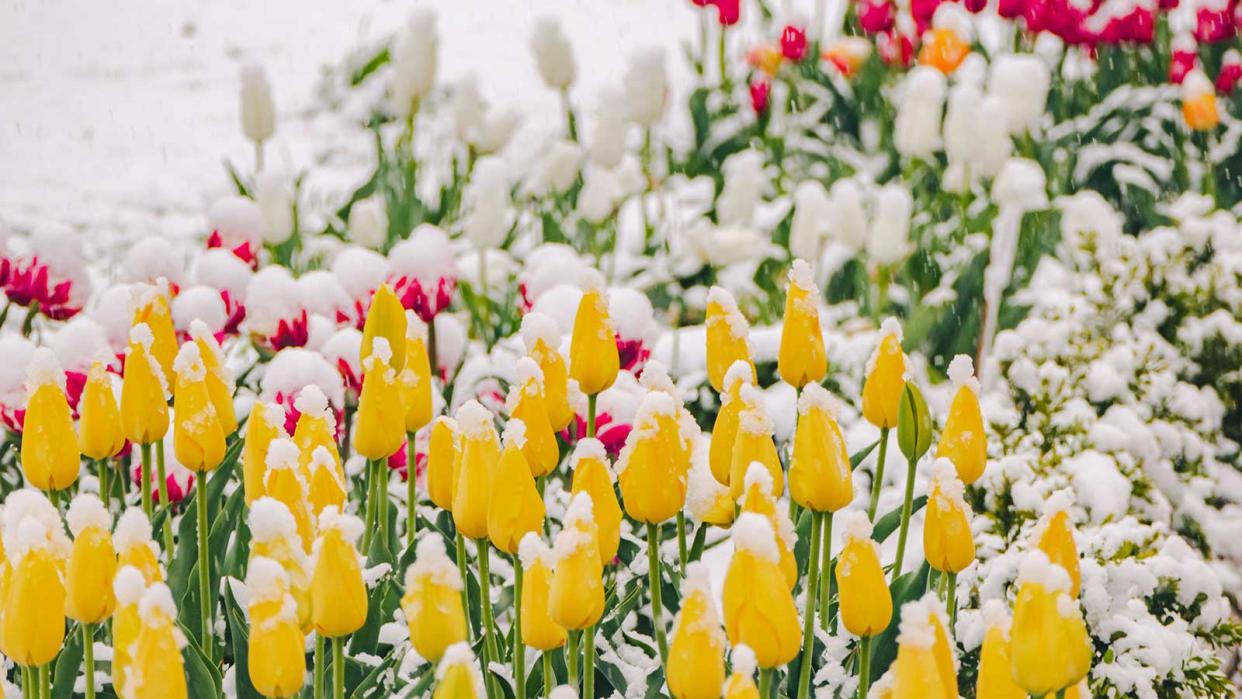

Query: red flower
1170;48;1198;84
615;335;651;375
877;30;915;67
858;0;897;33
998;0;1028;19
714;0;741;26
386;438;421;482
4;257;82;320
750;79;771;114
391;275;456;324
220;289;247;336
266;310;310;352
911;0;944;34
1195;6;1234;42
1;406;25;434
1217;62;1242;94
559;411;632;458
132;463;194;505
335;357;362;406
206;230;258;269
964;0;988;13
780;25;808;61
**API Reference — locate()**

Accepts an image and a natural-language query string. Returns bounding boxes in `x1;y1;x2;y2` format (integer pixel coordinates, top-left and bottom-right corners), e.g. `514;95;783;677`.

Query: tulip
888;597;953;699
918;27;970;74
667;561;726;699
114;508;165;584
311;506;368;699
21;348;81;492
451;400;500;541
246;557;306;699
400;316;434;434
426;416;461;511
78;360;124;461
722;645;761;699
836;511;892;638
569;438;622;563
402;536;468;662
432;643;486;699
705;287;755;393
709;360;752;485
738;463;797;590
618;391;690;524
507;358;558;478
722;513;801;669
248;497;313;632
172;342;227;472
487;420;546;554
862;319;906;429
568;271;620;397
121;324;171;516
243;402;287;504
975;601;1026;699
1;534;66;668
292;387;343;486
354;338;406;460
1182;69;1219;131
360;283;407;372
548;492;606;631
131;283;179;383
1034;496;1081;598
517;533;567;651
65;495;116;624
521;313;574;430
727;388;783;500
1009;552;1093;697
777;259;827;388
789;383;854;512
892;382;932;582
923;458;975;581
126;584;188;699
240;62;276;161
187;322;238;433
264;439;315;552
110;566;146;695
935;355;986;484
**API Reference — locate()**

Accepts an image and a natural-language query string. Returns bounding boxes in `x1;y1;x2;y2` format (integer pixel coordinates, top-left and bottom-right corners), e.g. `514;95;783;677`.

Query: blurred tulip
738;463;798;590
246;557;306;699
190;320;238;435
432;643;486;699
360;283;407;372
975;601;1026;699
1033;492;1081;597
521;313;574;430
780;24;808;61
127;584;188;699
1182;69;1219;130
132;285;179;383
709;361;752;485
918;28;970;74
248;497;313;632
114;508;165;584
727;388;782;500
1009;552;1092;696
722;645;761;699
400;316;434;434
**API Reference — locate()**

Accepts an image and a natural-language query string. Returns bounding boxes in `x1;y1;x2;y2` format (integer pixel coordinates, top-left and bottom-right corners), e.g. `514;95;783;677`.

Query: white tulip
253;171;295;244
527;140;583;197
828;178;868;252
390;10;439;117
531;18;576;91
867;183;913;266
240;63;276;145
893;66;946;160
716;150;767;227
588;88;629;168
987;54;1050;135
991;158;1048;213
347;196;389;249
462;158;510;249
623;48;667;127
577;165;622;223
789;180;832;263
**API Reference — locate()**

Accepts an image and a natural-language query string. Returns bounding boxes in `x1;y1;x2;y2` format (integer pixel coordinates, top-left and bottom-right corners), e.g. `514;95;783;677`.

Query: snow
730;644;757;680
246;556;291;605
25;346;66;391
248;496;299;543
455;399;495;440
317;505;363;544
264;437;302;472
262;348;345;408
113;507;156;554
1016;550;1072;594
502;418;527;450
896;594;941;648
66;493;111;537
172;286;228;333
113;565;148;607
730;512;779;564
405;535;462;590
435;643;485;695
520;312;562;353
517;532;554;570
173;341;207;383
796;381;838;416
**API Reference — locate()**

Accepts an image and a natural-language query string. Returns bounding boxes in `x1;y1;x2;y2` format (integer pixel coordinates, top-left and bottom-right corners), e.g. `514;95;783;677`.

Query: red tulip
715;0;741;26
780;25;808;61
750;79;770;114
858;0;896;33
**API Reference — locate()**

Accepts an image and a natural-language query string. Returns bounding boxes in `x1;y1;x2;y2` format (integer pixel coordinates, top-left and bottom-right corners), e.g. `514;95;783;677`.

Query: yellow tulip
360;283;407;372
432;643;486;699
451;401;500;541
923;458;975;574
78;360;125;460
21;349;81;491
487;421;546;554
402;536;468;662
727;388;783;501
1182;70;1219;131
788;383;853;512
1;545;65;666
935;355;987;484
709;361;752;486
246;557;306;699
172;341;227;472
126;584;188;699
685;459;736;528
264;439;316;552
110;566;146;694
975;601;1026;699
722;514;801;668
618;391;689;524
705;287;755;393
890;609;951;699
243;401;287;504
521;312;574;431
835;511;892;637
121;323;171;445
426;417;461;511
1009;552;1093;696
738;463;798;590
722;645;761;699
568;272;619;396
507;358;558;478
292;387;342;483
131;283;179;385
569;438;622;563
1033;492;1081;598
517;533;566;650
248;497;314;632
777;259;827;388
917;27;970;75
190;320;238;436
65;494;117;624
862;319;906;429
667;561;726;699
353;338;406;460
306;446;347;516
310;507;368;638
547;492;605;630
400;316;435;434
114;508;165;584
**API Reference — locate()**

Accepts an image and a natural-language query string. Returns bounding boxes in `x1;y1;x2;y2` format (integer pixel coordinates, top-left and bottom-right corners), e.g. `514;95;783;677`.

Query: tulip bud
521;313;574;431
568;271;619;396
862;319;907;429
110;566;146;693
667;561;727;699
451;401;501;541
722;513;801;668
1182;69;1219;131
132;283;179;385
0;513;68;666
705;288;755;393
789;383;854;512
569;438;622;563
249;497;314;632
292;387;342;485
918;27;970;74
1009;552;1092;696
896;382;932;461
243;402;287;504
709;362;752;485
190;320;238;436
531;18;576;90
506;358;558;478
400;317;435;434
889;595;956;699
722;645;761;699
246;557;306;698
487;421;546;554
311;507;368;638
517;533;567;650
432;643;487;699
114;508;165;584
1032;490;1081;598
389;11;438;118
426;417;461;511
264;439;315;551
121;324;171;446
172;342;227;472
128;584;188;699
547;492;605;630
360;284;407;372
727;386;783;500
935;355;986;484
685;455;736;528
975;600;1026;699
738;463;798;590
65;494;117;624
836;511;893;637
778;259;827;388
618;391;690;524
402;536;468;662
306;446;347;517
21;349;81;491
240;63;276;145
923;459;975;574
79;360;125;460
353;338;406;460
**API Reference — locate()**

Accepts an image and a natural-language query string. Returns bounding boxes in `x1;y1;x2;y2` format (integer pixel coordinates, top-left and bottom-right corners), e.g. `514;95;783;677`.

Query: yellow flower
360;283;407;372
506;359;558;478
400;316;435;434
667;562;727;699
126;584;188;699
975;601;1026;699
1182;70;1219;131
306;446;347;517
569;438;622;563
172;342;227;472
721;646;762;699
862;319;906;429
521;313;574;431
78;361;125;460
264;439;316;552
246;557;306;699
705;287;755;393
65;495;117;624
121;324;171;445
114;509;165;584
310;507;368;638
1033;493;1081;598
517;534;566;651
890;614;951;698
747;43;784;76
190;321;238;436
243;402;287;504
618;391;689;524
923;459;975;574
487;421;546;554
777;259;827;388
835;511;892;637
738;463;798;590
568;272;619;396
788;383;853;512
721;514;801;668
21;349;81;491
1009;553;1093;697
131;283;179;385
110;566;146;694
547;492;605;630
728;388;783;501
918;27;970;75
292;387;343;484
709;362;752;486
248;497;314;632
1;544;66;666
402;536;468;662
432;643;486;699
935;355;986;484
353;339;406;460
451;401;501;541
426;417;461;511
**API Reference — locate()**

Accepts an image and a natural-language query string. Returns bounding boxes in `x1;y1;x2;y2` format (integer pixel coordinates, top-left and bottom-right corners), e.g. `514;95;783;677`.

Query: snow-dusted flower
240;63;276;145
681;222;773;269
462;158;511;249
987;53;1050;134
789;180;832;263
253;171;295;245
389;224;457;322
828;177;868;253
587;88;628;168
623;48;667;127
894;65;947;159
389;10;438;117
527;140;583;197
716;150;766;226
531;18;576;91
992;158;1048;213
347;196;388;249
867;183;913;266
207;196;264;266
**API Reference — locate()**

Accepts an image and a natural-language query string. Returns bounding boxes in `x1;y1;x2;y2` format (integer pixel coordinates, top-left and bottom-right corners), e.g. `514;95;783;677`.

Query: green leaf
182;628;223;699
51;622;84;699
872;496;927;544
868;562;932;682
224;584;263;699
850;439;880;469
350;579;396;657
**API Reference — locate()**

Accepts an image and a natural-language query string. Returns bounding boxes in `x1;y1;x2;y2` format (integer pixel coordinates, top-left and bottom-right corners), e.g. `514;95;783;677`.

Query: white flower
452;75;520;155
253;171;295;245
789;180;832;263
527;140;583;197
587;88;628;168
681;221;773;268
867;183;913;266
716;150;767;227
992;158;1048;213
894;66;946;159
208;196;265;251
462;157;510;249
531;18;576;91
347;196;388;249
829;178;868;252
240;63;276;144
987;54;1050;135
623;48;667;127
577;165;622;223
451;76;486;143
942;84;1011;191
389;10;439;117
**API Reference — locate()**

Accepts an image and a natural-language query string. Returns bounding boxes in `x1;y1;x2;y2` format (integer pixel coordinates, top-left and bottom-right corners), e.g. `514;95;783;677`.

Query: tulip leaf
868;561;932;684
850;439;880;468
350;578;397;657
349;646;399;699
223;584;263;699
51;622;83;699
793;509;814;581
181;627;223;699
872;496;927;544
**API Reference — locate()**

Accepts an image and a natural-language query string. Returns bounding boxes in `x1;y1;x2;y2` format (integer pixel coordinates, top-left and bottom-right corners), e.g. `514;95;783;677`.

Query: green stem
820;511;835;632
867;428;890;520
514;558;526;699
891;455;918;584
586;393;597;438
332;636;345;699
21;666;30;699
406;436;418;550
314;634;325;699
83;623;95;699
427;316;439;383
796;512;823;699
37;664;48;699
378;458;390;552
567;631;579;690
717;24;729;90
947;572;958;631
562;88;578;142
94;458;106;512
645;522;669;667
455;530;473;641
140;443;153;517
583;624;596;699
197;474;213;663
361;459;378;553
857;637;872;699
543;652;553;698
758;668;772;699
155;441;174;558
478;541;499;698
478;249;492;349
676;512;688;577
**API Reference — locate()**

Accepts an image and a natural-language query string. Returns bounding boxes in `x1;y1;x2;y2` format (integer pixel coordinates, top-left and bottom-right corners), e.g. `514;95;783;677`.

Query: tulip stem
455;530;473;641
891;455;918;584
83;623;95;699
155;440;175;558
332;636;345;699
20;666;29;699
857;637;872;699
542;652;553;697
566;631;579;689
93;458;106;511
797;512;823;699
140;442;153;517
362;459;378;553
586;394;597;438
377;458;390;552
821;511;837;632
675;512;688;577
758;668;772;699
38;664;48;699
478;541;500;699
645;522;669;667
513;557;526;699
197;474;213;664
946;572;958;630
406;436;418;550
583;624;597;699
314;634;325;699
867;428;890;520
